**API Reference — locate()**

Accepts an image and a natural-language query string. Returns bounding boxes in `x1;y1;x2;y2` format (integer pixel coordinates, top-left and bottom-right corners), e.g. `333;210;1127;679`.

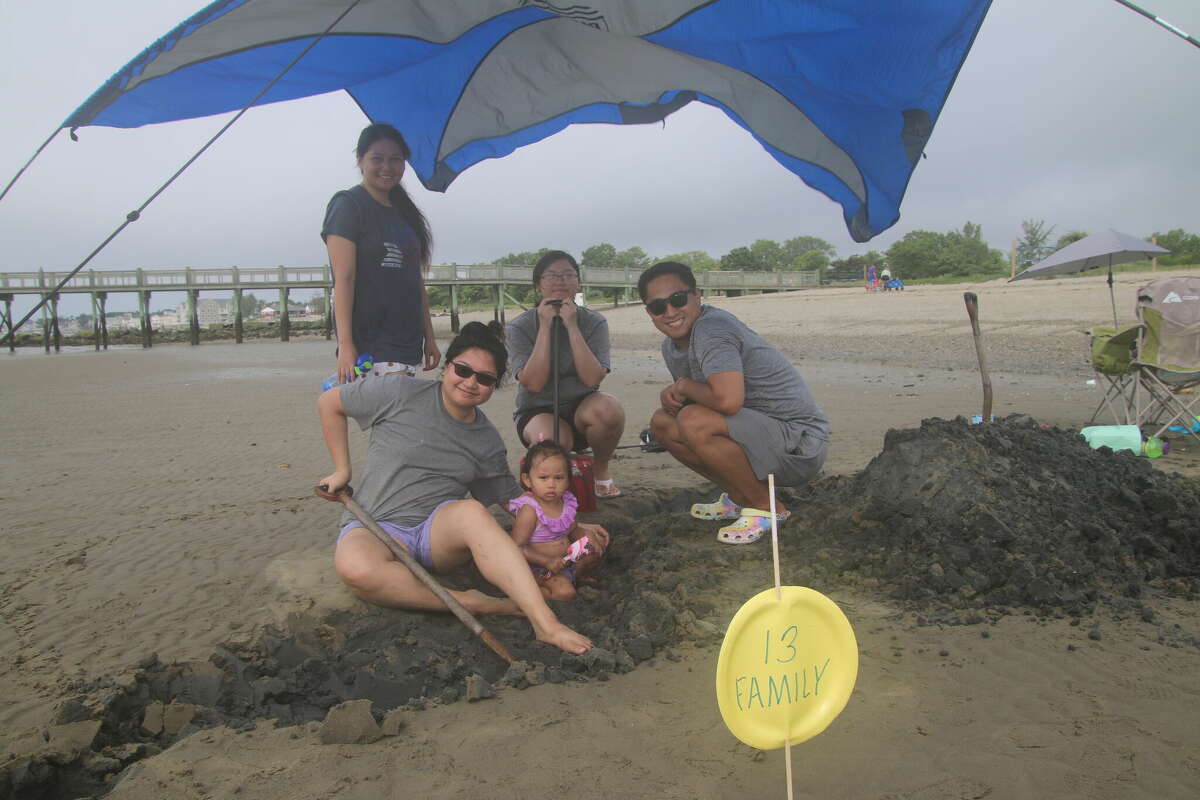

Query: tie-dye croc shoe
690;492;742;520
716;508;789;544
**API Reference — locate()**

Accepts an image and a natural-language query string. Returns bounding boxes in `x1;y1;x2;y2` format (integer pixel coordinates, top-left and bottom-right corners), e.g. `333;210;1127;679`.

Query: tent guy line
0;0;366;348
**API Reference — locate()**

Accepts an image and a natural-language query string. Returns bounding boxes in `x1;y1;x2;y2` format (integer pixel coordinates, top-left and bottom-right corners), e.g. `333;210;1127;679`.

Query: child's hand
575;523;609;556
545;557;568;575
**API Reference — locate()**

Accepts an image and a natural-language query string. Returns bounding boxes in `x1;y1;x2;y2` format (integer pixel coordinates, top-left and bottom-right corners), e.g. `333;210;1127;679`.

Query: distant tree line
1015;220;1200;269
473;225;1006;290
421;221;1198;308
1149;229;1200;266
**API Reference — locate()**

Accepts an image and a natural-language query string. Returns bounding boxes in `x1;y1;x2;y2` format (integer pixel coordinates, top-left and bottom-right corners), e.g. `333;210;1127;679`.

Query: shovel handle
963;292;993;421
315;484;515;664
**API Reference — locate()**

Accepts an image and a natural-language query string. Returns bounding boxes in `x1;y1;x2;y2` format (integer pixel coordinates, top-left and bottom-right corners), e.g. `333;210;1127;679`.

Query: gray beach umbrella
1010;228;1169;326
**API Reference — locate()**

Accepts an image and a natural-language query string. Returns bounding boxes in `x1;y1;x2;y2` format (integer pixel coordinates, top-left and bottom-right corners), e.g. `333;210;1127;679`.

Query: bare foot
534;621;593;654
456;589;524;617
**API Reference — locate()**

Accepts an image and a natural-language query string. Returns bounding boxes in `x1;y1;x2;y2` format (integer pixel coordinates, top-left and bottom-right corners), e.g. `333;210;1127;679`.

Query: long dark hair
445;321;508;384
356;123;433;266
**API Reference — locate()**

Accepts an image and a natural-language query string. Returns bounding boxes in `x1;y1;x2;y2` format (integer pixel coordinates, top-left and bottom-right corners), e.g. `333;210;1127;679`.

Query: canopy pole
0;128;62;206
1111;0;1200;50
1108;263;1119;328
0;0;365;348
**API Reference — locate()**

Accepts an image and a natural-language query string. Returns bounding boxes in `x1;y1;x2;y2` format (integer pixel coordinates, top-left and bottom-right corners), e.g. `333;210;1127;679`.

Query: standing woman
507;251;626;497
322;123;440;383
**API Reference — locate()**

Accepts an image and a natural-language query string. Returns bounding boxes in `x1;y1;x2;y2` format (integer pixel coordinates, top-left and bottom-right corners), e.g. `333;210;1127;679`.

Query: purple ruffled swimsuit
507;491;578;543
508;491;579;584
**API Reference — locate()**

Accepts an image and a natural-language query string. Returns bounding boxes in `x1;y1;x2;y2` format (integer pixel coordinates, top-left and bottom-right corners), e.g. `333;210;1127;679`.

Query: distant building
173;298;233;326
261;302;310;319
154;309;183;328
107;313;141;330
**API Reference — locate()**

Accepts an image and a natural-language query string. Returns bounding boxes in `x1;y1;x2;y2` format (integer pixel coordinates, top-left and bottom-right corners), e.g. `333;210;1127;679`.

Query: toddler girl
508;440;609;601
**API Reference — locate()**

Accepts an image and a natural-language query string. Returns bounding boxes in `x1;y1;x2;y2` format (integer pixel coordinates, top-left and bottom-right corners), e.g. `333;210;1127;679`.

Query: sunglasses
644;289;693;316
449;360;498;387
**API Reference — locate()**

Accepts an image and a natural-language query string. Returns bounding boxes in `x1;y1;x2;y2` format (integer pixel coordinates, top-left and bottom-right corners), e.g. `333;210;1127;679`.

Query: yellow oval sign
715;586;858;750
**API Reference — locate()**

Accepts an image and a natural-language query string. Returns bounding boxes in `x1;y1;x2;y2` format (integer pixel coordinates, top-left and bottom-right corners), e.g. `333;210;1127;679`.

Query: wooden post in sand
1010;239;1017;279
1;293;13;353
50;294;61;352
963;292;992;421
230;268;243;343
233;287;244;343
187;286;200;346
90;292;100;350
1152;235;1158;271
97;292;108;350
278;272;290;342
41;294;50;353
138;288;153;348
323;285;332;340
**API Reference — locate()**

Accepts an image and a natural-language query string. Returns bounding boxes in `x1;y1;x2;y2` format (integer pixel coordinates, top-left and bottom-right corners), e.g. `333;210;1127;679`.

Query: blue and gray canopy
64;0;993;242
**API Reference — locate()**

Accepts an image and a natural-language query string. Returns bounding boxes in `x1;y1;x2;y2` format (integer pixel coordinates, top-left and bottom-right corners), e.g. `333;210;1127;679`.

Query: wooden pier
0;264;819;351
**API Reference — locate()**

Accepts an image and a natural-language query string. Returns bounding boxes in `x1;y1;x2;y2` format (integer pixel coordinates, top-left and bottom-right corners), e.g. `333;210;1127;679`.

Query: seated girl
508;440;610;601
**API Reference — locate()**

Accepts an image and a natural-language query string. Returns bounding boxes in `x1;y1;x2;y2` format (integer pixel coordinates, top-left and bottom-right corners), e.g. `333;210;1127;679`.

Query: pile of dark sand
7;416;1199;798
801;416;1200;619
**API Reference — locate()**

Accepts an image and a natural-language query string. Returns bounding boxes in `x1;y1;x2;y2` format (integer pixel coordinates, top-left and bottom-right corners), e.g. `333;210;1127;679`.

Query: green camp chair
1086;324;1141;425
1133;277;1200;442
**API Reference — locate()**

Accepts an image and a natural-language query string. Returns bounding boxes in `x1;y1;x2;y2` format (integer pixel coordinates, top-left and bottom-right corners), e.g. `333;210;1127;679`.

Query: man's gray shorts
725;406;828;487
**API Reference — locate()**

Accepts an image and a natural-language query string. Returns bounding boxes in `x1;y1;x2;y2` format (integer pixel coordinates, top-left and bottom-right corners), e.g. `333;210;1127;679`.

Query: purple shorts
337;500;455;572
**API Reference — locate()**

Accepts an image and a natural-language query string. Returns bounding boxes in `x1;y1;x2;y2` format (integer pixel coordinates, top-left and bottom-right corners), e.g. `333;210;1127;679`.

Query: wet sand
1;270;1197;798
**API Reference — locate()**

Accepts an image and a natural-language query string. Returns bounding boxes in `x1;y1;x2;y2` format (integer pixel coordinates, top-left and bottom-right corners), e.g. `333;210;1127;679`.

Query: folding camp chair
1086;323;1141;424
1132;276;1200;442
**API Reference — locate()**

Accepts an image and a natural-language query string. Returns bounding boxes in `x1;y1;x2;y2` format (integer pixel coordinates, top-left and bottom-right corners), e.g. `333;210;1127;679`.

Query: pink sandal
594;478;622;498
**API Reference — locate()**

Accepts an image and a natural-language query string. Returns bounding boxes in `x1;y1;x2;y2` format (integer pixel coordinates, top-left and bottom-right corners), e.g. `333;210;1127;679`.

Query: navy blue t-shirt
321;185;425;364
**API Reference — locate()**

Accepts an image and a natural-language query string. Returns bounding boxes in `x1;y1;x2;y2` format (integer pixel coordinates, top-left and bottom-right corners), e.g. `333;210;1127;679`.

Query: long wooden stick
963;292;993;421
315;485;514;664
769;474;782;602
767;474;794;800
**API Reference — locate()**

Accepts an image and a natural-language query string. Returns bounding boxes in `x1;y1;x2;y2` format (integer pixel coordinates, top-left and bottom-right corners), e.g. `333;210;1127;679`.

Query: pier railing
0;264;818;294
1;264;819;352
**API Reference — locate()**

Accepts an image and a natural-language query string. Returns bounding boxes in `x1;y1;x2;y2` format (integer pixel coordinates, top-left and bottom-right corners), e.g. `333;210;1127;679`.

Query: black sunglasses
644;289;693;316
449;360;498;387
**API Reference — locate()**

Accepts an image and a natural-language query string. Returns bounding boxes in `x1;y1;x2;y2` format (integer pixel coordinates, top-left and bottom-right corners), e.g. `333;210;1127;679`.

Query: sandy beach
1;270;1198;799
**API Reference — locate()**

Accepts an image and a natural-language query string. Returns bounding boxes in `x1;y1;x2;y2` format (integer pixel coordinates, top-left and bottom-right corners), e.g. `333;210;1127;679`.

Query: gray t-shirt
338;376;521;527
506;306;611;418
661;305;830;440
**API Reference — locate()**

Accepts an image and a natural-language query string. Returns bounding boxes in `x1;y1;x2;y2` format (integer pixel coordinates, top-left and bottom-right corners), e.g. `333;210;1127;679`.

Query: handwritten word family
730;626;832;712
733;658;831;711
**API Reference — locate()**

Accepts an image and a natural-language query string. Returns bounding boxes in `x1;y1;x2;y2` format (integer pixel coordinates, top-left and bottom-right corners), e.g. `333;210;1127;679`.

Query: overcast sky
1;0;1197;316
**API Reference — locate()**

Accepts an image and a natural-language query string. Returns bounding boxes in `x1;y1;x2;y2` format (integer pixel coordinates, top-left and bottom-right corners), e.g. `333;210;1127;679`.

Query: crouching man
639;261;830;544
